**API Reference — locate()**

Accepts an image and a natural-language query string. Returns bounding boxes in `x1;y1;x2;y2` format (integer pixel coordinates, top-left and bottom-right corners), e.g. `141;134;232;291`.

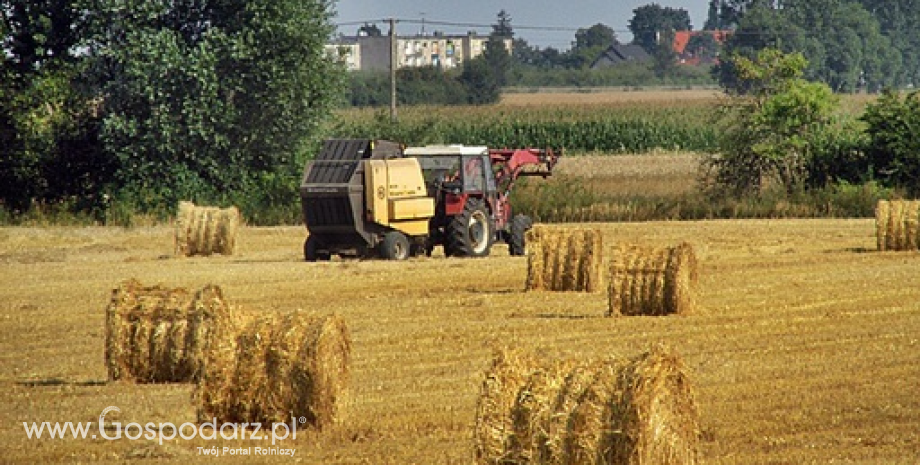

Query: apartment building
328;33;511;71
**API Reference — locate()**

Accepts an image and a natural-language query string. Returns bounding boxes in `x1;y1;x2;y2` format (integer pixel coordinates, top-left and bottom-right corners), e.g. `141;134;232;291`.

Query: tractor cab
407;146;498;199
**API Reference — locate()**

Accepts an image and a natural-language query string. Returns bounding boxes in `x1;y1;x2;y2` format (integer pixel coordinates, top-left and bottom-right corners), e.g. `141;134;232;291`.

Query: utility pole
388;17;398;123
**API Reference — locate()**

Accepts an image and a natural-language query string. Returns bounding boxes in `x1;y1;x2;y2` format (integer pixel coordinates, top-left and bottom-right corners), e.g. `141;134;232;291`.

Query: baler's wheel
380;231;411;260
509;214;532;256
445;198;494;258
304;236;330;262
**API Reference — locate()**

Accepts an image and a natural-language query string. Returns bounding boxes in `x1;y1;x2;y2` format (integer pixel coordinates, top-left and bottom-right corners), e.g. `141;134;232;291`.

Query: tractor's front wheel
509;214;532;256
379;231;411;260
445;198;494;258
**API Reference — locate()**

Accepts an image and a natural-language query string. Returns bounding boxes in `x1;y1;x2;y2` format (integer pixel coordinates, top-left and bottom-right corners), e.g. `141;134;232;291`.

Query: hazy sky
333;1;712;50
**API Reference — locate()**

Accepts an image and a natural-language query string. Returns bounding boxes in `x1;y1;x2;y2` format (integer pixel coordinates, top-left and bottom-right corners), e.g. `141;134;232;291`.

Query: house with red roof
672;30;732;66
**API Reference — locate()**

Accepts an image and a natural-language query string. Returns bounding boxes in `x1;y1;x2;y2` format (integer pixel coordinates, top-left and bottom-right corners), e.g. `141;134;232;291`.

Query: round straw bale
215;207;241;255
561;231;584;291
905;201;920;251
875;200;889;251
546;362;603;460
603;344;701;465
474;349;537;463
195;311;351;428
175;201;196;256
887;200;905;251
580;229;605;293
525;228;546;291
664;243;698;315
474;345;701;465
105;280;230;383
175;202;242;257
607;243;698;317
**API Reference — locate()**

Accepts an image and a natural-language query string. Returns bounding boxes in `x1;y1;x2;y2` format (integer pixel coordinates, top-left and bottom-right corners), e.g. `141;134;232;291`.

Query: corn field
328;104;719;154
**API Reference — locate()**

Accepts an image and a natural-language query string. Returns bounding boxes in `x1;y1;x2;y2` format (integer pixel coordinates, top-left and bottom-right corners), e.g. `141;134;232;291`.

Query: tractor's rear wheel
304;236;331;262
509;214;532;256
445;198;494;258
379;231;411;260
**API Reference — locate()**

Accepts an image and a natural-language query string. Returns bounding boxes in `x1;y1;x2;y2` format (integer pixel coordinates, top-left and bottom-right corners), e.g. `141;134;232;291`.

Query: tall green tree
716;0;900;93
714;5;801;93
716;0;777;29
493;9;513;38
481;11;513;88
861;90;920;193
0;0;108;213
653;29;678;78
628;4;692;54
857;0;920;86
88;0;344;210
460;56;500;104
566;23;617;68
704;0;722;30
710;49;838;196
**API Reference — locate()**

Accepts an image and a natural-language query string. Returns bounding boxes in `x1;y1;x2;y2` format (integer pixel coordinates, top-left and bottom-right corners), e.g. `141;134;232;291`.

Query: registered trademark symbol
298;417;306;424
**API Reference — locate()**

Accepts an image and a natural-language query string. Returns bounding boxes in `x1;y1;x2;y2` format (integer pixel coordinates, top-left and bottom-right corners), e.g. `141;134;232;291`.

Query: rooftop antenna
420;12;426;35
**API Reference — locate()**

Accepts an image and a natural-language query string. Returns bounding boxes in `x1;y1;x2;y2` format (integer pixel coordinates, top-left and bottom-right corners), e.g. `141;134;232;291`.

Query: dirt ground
1;219;918;463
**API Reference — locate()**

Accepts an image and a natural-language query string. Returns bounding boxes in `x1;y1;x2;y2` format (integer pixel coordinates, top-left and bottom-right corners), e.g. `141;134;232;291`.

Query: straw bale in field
195;311;351;428
105;279;231;383
607;242;698;317
526;226;605;292
876;199;920;251
474;344;701;465
175;201;241;257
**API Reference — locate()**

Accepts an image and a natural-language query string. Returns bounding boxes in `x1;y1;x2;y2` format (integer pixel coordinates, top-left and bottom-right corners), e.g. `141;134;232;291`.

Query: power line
335;17;630;34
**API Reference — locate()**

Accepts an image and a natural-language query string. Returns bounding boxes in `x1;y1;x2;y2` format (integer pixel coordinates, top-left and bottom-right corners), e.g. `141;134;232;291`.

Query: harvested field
1;219;920;463
553;153;702;198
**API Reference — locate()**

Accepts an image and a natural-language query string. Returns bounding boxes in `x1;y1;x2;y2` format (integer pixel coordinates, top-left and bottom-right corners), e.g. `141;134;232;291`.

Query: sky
333;1;712;50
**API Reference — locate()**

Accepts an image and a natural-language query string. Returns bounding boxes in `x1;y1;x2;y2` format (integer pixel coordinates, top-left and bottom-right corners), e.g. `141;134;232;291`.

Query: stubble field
1;216;919;463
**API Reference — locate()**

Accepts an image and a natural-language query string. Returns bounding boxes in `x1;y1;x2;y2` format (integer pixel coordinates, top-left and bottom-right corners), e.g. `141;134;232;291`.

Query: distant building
672;30;732;65
325;38;361;71
590;44;651;69
328;33;512;71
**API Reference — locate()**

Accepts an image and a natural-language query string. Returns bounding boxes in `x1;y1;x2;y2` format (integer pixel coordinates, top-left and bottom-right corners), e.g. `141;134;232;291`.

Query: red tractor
300;140;559;260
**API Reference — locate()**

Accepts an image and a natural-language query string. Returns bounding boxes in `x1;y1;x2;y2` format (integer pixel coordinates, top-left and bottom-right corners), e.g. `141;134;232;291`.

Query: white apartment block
328;33;511;71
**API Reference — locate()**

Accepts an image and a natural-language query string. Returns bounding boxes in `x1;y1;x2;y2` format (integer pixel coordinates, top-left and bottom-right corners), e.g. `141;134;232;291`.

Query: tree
566;23;617;68
0;0;108;213
482;11;513;87
856;0;919;86
88;0;344;209
708;49;838;196
714;5;785;92
628;4;692;54
493;9;513;38
861;90;920;193
715;0;901;92
653;29;678;78
717;0;777;29
460;56;500;104
686;33;720;61
704;0;722;30
1;0;84;80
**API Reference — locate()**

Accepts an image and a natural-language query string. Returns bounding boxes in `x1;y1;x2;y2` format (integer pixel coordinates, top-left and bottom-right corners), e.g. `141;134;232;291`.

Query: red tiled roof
672;30;732;55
